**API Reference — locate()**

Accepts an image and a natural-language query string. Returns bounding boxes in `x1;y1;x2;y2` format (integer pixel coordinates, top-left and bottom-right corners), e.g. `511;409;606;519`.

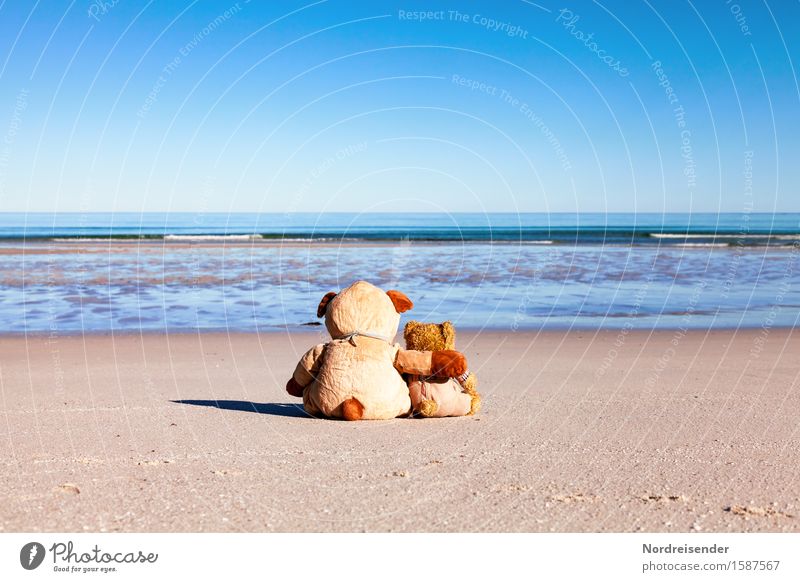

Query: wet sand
4;240;799;332
0;329;797;532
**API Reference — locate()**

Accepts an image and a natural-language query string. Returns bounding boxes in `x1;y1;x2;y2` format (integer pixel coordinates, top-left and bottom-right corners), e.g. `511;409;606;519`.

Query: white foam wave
164;234;263;241
675;243;730;248
651;233;800;240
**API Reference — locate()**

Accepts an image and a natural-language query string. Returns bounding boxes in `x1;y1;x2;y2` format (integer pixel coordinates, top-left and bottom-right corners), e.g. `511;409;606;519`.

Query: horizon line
1;210;798;215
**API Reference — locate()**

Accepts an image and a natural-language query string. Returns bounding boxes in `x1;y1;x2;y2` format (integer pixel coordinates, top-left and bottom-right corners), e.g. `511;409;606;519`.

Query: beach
3;2;799;573
1;328;797;533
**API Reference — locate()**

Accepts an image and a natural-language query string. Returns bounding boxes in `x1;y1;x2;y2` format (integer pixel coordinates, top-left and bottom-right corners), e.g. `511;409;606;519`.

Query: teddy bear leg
341;397;364;421
468;393;481;415
303;399;321;417
416;399;439;417
458;373;480;415
408;377;438;418
419;381;472;417
461;372;478;395
446;391;475;417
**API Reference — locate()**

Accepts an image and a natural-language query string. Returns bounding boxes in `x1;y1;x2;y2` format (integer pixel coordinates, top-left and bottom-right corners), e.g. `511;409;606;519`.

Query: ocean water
0;213;798;333
1;212;799;246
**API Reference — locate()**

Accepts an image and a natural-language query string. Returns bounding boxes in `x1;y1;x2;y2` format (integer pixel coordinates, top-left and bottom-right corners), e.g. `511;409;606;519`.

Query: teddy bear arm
430;349;468;377
395;348;468;377
394;348;433;375
291;343;326;388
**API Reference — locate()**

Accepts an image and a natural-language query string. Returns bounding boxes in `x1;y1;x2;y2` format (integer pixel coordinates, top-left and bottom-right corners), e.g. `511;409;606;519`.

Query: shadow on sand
171;399;312;418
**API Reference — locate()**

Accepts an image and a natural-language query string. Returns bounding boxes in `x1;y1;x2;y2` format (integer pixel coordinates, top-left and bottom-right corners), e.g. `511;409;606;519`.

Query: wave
10;231;800;247
674;243;732;248
651;233;800;240
3;217;799;246
164;234;263;241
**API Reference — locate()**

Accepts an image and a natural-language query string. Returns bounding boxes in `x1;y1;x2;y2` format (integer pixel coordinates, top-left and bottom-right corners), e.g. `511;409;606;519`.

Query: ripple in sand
725;505;794;518
549;493;600;504
640;494;690;503
55;483;80;495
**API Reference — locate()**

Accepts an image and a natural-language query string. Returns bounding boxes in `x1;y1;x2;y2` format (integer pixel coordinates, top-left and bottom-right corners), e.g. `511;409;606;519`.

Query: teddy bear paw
461;372;478;395
286;378;305;397
431;350;467;377
417;400;438;417
468;394;481;416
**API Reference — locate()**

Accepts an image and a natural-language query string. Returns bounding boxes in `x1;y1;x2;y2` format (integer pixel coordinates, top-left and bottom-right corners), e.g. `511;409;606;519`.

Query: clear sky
0;0;797;214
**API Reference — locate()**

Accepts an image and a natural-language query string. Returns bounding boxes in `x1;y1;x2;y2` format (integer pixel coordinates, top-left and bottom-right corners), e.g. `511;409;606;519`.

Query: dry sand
0;329;797;532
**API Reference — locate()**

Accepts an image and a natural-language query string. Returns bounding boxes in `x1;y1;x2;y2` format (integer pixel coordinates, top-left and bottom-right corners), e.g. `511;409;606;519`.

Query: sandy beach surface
0;328;797;533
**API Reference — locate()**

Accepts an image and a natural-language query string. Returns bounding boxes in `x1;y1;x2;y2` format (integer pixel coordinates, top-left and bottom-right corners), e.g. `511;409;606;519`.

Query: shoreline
3;237;798;332
1;328;798;532
0;324;795;339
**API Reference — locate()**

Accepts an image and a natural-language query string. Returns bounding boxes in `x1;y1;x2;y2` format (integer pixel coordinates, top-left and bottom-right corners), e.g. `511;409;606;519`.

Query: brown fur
341;397;364;421
316;291;337;318
386;290;413;313
404;320;481;417
404;320;455;351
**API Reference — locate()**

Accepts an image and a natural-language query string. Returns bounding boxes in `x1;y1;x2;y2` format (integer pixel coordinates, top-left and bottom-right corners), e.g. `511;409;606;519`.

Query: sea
0;212;798;334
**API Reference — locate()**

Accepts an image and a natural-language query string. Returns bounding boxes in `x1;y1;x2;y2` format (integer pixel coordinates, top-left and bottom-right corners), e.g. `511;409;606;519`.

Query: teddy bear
285;281;469;420
403;320;481;417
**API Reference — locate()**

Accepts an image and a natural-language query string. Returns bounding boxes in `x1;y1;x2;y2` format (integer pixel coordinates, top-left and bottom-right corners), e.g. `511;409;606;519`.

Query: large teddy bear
286;281;468;420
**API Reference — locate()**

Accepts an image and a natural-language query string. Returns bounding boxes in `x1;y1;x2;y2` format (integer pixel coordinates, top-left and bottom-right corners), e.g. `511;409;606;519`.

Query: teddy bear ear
317;291;337;318
386;290;413;313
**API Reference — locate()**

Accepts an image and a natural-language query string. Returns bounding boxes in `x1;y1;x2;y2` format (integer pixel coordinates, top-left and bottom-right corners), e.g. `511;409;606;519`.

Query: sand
0;328;797;532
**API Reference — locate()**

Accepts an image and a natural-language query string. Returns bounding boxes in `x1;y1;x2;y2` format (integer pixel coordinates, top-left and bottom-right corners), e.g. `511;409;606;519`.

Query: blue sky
0;0;797;213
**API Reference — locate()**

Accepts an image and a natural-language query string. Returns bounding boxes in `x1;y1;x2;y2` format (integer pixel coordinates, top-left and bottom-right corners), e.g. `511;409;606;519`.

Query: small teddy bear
403;320;481;417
